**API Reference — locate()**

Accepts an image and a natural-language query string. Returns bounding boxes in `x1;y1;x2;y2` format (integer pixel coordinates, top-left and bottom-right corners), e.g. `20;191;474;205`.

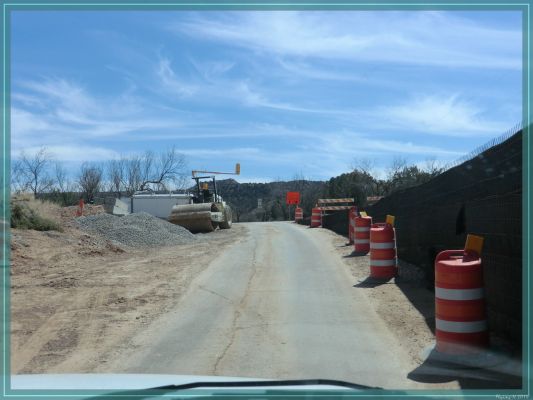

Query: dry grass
25;199;62;225
11;196;62;231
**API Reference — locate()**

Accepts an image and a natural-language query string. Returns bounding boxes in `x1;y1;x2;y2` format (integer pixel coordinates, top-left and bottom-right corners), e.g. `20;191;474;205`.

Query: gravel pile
76;212;197;247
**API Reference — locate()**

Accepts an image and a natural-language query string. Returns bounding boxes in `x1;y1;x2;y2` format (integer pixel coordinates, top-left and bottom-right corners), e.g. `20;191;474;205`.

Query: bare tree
292;171;307;192
17;147;54;196
107;158;125;196
11;159;27;194
54;162;68;193
78;162;103;203
386;156;408;181
423;157;444;177
123;156;142;196
348;157;388;197
137;147;187;192
351;158;376;176
51;162;79;206
104;148;188;196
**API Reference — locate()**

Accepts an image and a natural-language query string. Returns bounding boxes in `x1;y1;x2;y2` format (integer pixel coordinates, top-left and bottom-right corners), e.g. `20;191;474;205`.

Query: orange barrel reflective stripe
354;216;372;254
295;207;303;222
435;249;489;354
310;207;321;228
369;222;397;279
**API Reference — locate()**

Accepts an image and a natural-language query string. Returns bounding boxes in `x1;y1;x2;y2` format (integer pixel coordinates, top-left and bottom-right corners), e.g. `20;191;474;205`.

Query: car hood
11;373;363;391
12;374;266;390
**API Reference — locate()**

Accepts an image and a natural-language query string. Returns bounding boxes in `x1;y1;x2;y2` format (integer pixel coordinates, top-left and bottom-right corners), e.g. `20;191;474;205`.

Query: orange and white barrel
295;207;303;222
310;207;321;228
354;216;372;254
435;250;489;354
369;222;397;279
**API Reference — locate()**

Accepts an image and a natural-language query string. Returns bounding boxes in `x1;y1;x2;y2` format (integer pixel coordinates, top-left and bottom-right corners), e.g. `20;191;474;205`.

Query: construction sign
286;192;300;205
465;234;484;256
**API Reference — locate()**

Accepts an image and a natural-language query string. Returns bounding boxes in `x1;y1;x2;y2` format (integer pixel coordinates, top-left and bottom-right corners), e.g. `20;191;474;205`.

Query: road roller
168;164;239;233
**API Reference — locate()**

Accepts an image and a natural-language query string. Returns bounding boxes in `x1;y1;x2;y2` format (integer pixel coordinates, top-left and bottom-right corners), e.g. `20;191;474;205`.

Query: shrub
10;202;62;231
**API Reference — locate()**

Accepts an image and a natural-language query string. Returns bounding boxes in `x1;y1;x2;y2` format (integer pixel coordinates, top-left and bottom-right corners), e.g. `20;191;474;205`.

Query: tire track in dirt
49;286;115;372
11;224;248;373
12;291;94;373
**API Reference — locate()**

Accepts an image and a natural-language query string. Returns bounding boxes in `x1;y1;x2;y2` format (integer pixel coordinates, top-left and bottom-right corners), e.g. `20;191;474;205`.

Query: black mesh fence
322;209;350;235
367;130;523;345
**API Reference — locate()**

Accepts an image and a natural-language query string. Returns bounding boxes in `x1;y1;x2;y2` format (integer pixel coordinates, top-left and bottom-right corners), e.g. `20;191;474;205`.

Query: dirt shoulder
319;227;522;389
10;217;247;373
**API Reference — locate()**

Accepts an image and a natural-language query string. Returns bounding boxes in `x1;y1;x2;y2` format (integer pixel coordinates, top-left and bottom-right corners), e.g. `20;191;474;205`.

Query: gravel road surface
105;222;424;389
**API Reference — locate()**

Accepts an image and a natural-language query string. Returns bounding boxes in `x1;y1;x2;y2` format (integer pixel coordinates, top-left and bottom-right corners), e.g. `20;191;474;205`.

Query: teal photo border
1;1;531;398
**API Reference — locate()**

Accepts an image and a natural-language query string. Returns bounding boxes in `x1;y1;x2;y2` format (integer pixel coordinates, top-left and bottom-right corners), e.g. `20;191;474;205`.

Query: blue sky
10;10;522;182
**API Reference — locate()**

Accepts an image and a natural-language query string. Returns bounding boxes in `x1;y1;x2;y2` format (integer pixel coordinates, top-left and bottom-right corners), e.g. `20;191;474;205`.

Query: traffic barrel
295;207;303;222
310;207;321;228
435;236;489;354
369;221;397;279
354;215;372;254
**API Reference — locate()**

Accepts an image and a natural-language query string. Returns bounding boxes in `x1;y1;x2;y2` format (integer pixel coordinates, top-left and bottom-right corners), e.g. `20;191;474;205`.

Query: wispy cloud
156;57;350;115
314;132;464;157
10;77;194;161
170;11;521;69
19;145;120;162
11;78;186;140
235;81;325;113
10;11;521;181
294;132;464;179
178;127;465;181
11;107;54;136
188;58;235;83
156;57;197;97
378;94;509;135
179;147;261;157
276;58;368;83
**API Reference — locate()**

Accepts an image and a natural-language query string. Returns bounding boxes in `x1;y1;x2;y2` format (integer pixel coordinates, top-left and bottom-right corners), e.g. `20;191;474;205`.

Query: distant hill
212;179;328;222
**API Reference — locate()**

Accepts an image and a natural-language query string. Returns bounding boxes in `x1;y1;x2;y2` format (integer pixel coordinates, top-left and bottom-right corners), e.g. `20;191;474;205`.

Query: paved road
112;222;420;389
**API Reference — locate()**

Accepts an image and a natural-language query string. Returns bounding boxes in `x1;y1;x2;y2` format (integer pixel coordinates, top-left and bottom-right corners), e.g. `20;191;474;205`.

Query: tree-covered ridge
215;179;327;222
216;160;443;222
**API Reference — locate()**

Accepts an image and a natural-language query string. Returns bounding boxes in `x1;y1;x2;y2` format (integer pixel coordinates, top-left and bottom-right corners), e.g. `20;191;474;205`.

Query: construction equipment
168;163;240;233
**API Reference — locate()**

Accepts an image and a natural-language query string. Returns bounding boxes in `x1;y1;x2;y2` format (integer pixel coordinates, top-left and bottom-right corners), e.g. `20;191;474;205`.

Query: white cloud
10;93;46;108
11;78;188;145
14;145;119;162
11;107;54;136
156;57;197;97
379;94;508;135
276;58;368;83
325;133;464;156
155;57;321;113
10;77;204;167
189;58;235;82
174;128;464;182
179;147;261;157
171;11;521;69
235;81;306;111
235;81;352;115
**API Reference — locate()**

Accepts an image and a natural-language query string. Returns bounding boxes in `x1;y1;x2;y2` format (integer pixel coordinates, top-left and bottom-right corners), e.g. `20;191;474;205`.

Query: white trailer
130;193;193;219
